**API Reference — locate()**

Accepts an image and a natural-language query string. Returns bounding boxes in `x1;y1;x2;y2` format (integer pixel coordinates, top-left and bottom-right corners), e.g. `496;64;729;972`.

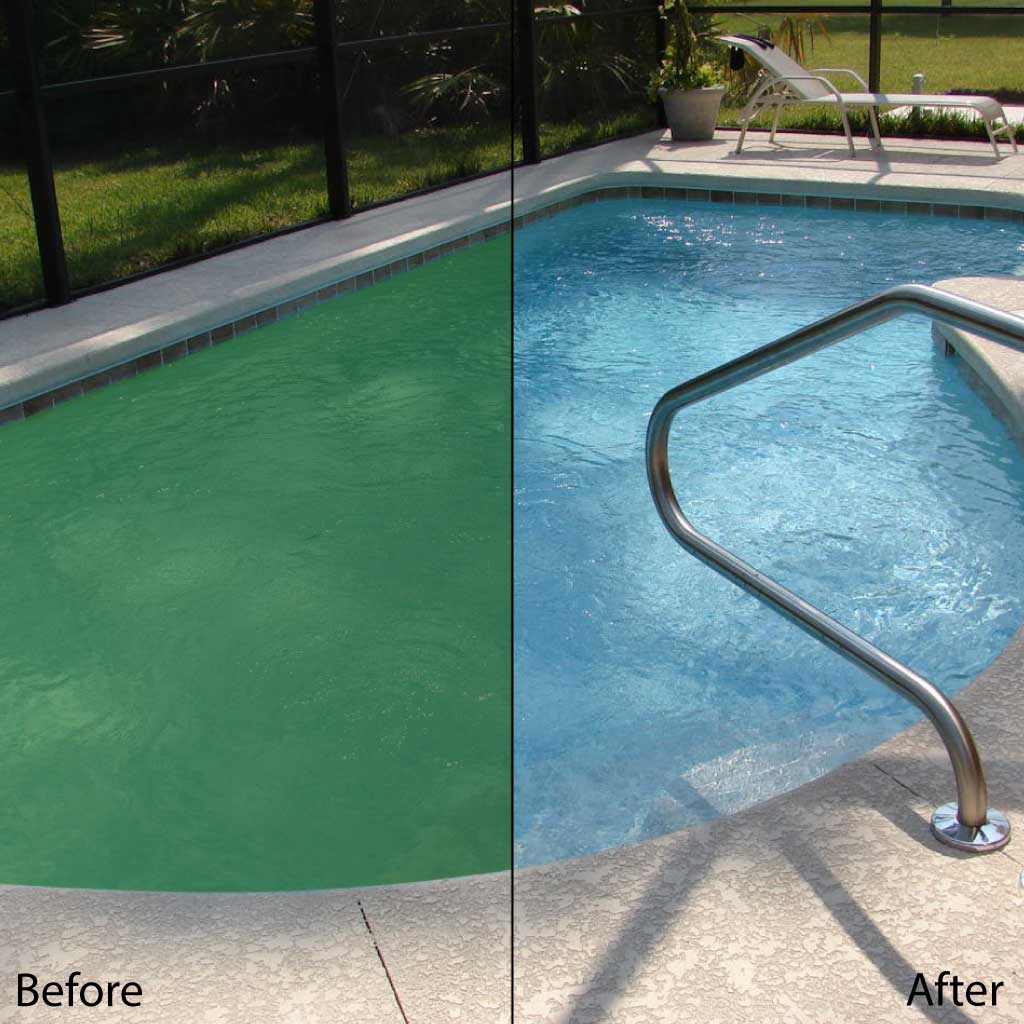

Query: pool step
642;727;864;837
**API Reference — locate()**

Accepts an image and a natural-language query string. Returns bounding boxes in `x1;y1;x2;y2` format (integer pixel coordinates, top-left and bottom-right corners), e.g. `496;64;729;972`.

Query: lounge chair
719;34;1018;159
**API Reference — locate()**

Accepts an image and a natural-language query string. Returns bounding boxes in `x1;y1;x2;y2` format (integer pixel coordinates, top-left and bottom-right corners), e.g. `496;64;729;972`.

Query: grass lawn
0;125;516;312
540;108;657;157
0;110;663;312
3;15;1023;311
716;12;1024;130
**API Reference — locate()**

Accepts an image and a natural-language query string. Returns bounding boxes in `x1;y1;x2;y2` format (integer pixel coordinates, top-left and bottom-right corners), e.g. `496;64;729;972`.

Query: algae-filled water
0;239;510;891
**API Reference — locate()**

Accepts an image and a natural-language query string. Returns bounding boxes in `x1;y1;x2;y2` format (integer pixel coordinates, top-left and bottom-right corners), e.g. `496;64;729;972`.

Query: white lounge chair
719;34;1018;159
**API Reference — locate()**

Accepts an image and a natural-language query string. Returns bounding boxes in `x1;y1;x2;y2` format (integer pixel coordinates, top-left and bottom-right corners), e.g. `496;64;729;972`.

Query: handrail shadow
521;752;1022;1023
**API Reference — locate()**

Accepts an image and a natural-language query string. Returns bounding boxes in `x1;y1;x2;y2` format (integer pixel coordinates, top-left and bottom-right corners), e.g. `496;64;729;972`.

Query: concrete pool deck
514;637;1024;1023
0;173;512;417
4;128;1024;1022
510;127;1024;218
5;128;1024;419
511;131;1024;1023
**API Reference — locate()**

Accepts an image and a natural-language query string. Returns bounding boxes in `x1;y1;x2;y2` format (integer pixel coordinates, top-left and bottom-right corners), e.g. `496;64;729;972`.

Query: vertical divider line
508;9;518;1014
358;901;411;1023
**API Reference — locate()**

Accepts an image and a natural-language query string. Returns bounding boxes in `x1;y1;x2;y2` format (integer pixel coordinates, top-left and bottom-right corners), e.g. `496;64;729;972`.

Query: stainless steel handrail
646;283;1024;853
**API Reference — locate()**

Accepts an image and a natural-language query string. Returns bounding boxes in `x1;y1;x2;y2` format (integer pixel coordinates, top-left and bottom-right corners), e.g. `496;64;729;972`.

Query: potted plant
648;0;725;141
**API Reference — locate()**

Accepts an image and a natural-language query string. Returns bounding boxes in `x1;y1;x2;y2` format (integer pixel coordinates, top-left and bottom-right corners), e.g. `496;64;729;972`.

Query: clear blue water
514;200;1024;866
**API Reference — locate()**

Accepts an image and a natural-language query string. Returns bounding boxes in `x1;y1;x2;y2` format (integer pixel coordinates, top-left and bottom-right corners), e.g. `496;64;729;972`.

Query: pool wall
510;134;1024;1021
0;219;511;426
932;276;1024;447
514;182;1024;229
4;130;1024;1023
6;131;1024;429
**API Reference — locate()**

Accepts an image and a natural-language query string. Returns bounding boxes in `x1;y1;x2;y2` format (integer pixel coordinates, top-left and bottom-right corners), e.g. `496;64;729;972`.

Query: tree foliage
647;0;722;99
2;0;646;151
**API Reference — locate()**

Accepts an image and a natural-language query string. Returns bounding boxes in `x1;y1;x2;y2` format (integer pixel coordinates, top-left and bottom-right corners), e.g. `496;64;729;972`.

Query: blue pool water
514;199;1024;866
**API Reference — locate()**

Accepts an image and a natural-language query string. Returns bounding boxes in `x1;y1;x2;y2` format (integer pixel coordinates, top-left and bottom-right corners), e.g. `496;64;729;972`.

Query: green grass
539;108;658;157
1;110;664;313
0;170;44;307
718;12;1024;99
0;125;514;312
713;15;1024;140
3;16;1023;312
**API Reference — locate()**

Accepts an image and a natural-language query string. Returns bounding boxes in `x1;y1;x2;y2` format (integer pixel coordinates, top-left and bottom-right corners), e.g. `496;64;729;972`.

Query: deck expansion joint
358;899;410;1024
871;760;929;803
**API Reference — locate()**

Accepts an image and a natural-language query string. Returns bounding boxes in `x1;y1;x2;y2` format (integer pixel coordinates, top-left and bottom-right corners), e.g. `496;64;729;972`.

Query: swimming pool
0;238;510;891
514;199;1024;866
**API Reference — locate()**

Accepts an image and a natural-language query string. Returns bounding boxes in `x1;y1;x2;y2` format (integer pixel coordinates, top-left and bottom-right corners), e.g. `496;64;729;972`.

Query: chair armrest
773;74;845;101
811;67;869;91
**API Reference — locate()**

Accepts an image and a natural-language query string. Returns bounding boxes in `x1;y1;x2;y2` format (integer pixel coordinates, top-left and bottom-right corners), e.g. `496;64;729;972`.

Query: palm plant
400;0;644;131
403;65;506;124
182;0;314;61
775;13;829;66
394;0;510;129
725;14;830;100
648;0;721;100
534;2;644;123
44;0;188;79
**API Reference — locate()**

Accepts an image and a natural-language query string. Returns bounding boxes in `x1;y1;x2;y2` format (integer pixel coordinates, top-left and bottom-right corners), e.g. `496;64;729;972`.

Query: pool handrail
646;282;1024;853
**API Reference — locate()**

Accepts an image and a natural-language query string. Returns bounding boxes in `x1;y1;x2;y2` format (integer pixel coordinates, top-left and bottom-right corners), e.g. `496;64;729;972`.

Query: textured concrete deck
512;128;1024;218
514;631;1024;1023
1;873;511;1024
5;129;1024;1023
0;172;511;410
511;135;1024;1023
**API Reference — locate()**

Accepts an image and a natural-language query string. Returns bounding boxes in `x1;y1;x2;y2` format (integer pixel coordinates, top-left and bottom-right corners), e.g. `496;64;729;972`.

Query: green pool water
0;238;511;891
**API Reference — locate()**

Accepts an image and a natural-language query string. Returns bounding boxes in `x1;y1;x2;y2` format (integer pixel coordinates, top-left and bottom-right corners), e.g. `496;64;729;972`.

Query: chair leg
992;104;1019;155
868;106;883;150
997;119;1019;156
736;116;750;154
770;103;782;145
983;118;1002;159
736;101;763;154
838;103;856;157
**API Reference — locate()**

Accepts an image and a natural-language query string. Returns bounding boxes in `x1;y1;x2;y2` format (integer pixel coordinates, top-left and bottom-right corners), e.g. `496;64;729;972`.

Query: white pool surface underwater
514;199;1024;865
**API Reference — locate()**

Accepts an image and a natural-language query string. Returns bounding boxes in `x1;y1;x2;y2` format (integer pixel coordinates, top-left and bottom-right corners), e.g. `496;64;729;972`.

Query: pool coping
930;276;1024;446
510;133;1024;1021
0;167;514;421
6;131;1024;1022
0;220;513;425
511;128;1024;217
7;131;1024;425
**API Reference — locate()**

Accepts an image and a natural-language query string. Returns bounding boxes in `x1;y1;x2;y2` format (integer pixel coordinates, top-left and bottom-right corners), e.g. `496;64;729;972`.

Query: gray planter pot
659;86;726;141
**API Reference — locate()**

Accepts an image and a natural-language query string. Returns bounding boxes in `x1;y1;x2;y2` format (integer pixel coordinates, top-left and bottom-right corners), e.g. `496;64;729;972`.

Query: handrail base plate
931;803;1010;853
